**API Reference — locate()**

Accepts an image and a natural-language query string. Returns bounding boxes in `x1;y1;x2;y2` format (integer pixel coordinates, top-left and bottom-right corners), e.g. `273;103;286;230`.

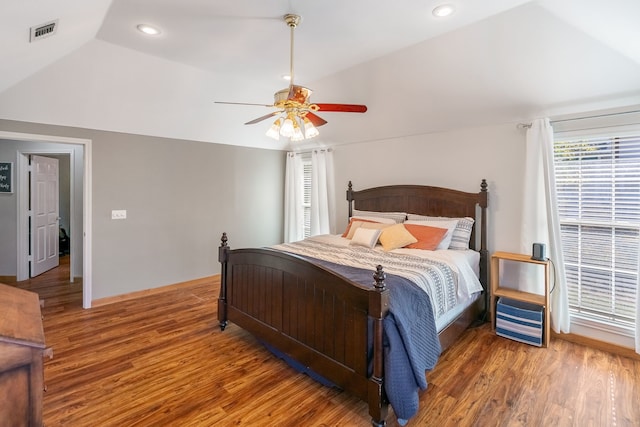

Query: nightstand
490;251;551;347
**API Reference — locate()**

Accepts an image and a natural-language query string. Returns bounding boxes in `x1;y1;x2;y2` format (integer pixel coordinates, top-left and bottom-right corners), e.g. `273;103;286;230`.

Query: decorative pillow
350;227;382;249
378;223;418;251
350;215;397;224
352;209;407;224
359;222;393;230
406;214;475;250
403;224;448;251
342;217;392;238
404;219;459;250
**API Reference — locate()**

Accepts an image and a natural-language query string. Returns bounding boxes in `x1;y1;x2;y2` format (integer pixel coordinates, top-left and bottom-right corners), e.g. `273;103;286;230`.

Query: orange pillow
342;218;383;238
404;224;448;250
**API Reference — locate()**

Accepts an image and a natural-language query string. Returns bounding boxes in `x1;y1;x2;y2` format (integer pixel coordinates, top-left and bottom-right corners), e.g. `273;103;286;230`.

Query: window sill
569;313;635;350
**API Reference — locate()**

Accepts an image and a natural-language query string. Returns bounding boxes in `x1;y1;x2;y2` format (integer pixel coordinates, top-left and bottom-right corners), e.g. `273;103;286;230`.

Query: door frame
0;131;93;308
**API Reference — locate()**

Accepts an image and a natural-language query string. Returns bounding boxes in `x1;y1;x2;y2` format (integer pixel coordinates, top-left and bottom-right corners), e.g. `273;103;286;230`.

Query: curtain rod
550;109;640;124
288;148;332;156
517;108;640;130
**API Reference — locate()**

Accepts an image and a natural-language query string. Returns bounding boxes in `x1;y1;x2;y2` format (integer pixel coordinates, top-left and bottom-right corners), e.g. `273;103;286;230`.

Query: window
302;154;312;238
554;132;640;328
285;149;333;242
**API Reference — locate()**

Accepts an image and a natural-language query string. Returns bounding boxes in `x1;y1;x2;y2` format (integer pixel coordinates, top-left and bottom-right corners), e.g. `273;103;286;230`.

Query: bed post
218;232;229;331
478;179;489;315
346;181;354;218
369;265;389;426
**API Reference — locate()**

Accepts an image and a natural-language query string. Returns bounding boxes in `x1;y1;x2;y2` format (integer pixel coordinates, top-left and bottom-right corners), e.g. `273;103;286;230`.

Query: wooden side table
490;251;551;347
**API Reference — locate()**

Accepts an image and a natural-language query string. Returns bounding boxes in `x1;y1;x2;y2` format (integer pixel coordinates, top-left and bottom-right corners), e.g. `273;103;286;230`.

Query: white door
30;155;60;277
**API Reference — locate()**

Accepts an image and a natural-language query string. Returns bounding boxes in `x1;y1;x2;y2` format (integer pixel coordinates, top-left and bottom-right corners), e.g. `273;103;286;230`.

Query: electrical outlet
111;210;127;220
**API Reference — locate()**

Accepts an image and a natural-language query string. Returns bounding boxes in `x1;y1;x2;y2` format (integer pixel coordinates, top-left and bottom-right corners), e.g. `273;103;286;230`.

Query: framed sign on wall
0;162;13;194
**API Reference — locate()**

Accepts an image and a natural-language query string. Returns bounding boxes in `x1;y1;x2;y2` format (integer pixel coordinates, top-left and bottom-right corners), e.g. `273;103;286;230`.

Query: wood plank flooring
6;258;640;427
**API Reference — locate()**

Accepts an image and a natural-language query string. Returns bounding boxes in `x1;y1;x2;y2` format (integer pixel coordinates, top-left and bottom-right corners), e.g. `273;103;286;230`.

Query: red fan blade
305;112;328;127
245;111;280;125
315;103;367;113
215;101;274;108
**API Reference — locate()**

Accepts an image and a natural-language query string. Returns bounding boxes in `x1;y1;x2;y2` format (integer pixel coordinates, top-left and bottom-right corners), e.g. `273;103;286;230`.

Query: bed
217;180;489;425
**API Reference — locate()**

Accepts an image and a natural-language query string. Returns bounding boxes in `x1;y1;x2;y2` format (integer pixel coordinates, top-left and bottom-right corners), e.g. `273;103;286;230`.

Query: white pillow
352;209;406;224
350;227;382;249
406;215;475;250
350;215;396;225
404;219;459;250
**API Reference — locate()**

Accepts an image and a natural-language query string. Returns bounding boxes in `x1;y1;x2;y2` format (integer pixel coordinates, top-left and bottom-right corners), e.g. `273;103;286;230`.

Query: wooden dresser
0;283;47;427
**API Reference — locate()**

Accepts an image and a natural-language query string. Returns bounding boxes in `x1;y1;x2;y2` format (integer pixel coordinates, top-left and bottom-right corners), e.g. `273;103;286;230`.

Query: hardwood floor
6;259;640;427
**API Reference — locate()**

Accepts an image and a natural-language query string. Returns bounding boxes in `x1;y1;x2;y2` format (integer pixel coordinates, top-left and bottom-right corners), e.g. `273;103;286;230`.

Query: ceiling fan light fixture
280;116;295;138
215;13;366;142
291;121;305;142
303;117;319;139
265;118;281;140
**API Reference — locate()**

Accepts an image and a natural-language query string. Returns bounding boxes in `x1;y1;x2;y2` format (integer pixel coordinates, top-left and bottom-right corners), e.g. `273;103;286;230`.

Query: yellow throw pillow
378;223;418;251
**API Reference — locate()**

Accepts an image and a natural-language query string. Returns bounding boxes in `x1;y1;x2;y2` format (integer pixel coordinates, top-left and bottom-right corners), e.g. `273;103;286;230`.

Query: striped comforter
272;237;461;321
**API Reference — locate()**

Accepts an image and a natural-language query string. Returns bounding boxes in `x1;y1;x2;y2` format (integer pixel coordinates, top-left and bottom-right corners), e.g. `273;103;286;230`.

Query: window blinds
302;155;312;238
554;134;640;324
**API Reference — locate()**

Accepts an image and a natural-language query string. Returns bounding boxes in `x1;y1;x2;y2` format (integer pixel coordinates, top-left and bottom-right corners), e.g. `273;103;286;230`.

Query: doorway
0;131;93;308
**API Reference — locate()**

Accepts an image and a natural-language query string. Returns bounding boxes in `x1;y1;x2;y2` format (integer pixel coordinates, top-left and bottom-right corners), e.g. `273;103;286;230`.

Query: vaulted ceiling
1;0;640;150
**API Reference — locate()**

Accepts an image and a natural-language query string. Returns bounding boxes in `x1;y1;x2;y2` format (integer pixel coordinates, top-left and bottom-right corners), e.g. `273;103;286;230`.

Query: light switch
111;210;127;219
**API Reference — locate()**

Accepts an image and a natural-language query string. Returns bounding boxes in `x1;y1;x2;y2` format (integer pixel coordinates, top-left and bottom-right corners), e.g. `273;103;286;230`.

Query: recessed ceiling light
136;24;161;36
432;4;456;18
282;74;292;81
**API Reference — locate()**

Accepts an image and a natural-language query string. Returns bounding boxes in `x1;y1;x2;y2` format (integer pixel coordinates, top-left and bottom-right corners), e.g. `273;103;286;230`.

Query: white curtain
637;252;640;353
284;152;304;243
310;149;336;236
521;118;570;334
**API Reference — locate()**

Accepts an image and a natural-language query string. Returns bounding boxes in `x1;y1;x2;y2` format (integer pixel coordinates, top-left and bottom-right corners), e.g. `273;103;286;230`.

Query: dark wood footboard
218;236;391;424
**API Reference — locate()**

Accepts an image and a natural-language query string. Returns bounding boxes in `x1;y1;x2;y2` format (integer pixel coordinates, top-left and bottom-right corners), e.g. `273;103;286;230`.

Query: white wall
332;122;527;255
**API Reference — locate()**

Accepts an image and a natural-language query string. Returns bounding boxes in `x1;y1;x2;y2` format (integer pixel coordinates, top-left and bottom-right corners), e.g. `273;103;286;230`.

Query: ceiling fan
215;14;367;141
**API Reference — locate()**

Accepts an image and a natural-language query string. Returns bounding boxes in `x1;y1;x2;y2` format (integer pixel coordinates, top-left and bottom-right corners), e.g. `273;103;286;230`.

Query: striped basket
496;297;544;347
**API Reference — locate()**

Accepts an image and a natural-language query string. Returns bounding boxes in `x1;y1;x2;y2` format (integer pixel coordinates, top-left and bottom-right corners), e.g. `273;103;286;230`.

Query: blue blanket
311;258;442;422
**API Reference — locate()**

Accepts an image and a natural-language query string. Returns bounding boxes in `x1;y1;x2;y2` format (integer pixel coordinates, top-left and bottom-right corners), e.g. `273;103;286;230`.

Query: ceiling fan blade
315;103;368;113
305;112;328;127
215;101;275;108
245;111;280;125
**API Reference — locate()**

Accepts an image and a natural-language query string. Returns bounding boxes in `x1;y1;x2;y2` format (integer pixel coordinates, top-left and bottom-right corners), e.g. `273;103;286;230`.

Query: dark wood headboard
346;179;489;293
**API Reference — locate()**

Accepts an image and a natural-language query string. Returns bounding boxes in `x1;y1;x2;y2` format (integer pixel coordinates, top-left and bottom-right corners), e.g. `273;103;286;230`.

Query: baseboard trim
552;331;640;361
0;276;17;283
92;275;220;308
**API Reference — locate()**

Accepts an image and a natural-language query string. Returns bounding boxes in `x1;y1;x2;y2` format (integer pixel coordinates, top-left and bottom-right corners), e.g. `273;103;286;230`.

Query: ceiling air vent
30;20;59;42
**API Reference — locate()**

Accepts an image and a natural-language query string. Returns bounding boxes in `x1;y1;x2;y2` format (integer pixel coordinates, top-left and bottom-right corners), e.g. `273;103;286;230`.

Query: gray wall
0;119;285;300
